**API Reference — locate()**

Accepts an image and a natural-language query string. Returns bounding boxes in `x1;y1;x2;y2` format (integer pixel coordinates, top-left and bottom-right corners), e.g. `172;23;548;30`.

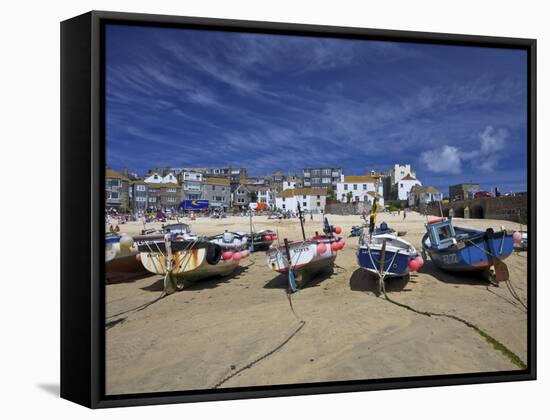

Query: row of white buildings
108;164;443;213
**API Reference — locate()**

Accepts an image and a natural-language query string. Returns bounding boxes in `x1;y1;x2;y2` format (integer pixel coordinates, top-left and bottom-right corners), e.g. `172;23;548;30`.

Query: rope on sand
212;287;306;389
380;291;527;370
211;319;305;389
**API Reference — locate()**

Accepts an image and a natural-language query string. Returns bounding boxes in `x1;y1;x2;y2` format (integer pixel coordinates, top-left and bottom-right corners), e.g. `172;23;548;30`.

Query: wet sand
106;211;528;395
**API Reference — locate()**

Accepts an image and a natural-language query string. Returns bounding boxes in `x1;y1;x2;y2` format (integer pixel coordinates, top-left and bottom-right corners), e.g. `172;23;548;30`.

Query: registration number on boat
441;254;459;264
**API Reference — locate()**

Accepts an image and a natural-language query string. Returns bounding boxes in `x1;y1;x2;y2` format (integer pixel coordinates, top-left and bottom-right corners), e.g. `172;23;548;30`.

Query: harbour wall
423;195;527;224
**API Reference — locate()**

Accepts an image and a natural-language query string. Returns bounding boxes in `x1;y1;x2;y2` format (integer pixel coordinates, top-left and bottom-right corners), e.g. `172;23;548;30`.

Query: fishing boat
356;198;421;283
247;229;277;251
136;228;248;293
105;232;148;281
421;217;517;282
357;233;420;277
513;230;528;251
351;221;396;237
266;204;344;292
245;212;277;251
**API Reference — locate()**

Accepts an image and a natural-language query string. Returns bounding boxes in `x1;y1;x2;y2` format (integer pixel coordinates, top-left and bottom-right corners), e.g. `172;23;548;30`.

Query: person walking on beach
403;209;407;220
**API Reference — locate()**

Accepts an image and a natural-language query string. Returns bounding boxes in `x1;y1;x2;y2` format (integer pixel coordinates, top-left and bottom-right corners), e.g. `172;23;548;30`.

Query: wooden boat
421;217;515;281
356;197;421;284
357;233;419;278
245;212;277;251
247;229;277;251
105;233;148;282
513;230;528;251
266;204;343;292
136;229;248;293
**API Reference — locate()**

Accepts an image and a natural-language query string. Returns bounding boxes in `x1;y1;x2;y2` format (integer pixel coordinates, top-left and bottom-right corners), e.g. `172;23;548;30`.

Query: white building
396;174;422;201
336;175;384;206
144;172;178;185
256;187;276;207
282;180;296;190
390;164;416;185
275;188;328;213
408;185;443;207
180;171;203;200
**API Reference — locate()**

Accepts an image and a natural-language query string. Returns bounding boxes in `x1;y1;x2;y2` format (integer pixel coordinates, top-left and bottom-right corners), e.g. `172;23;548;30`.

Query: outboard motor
323;217;337;235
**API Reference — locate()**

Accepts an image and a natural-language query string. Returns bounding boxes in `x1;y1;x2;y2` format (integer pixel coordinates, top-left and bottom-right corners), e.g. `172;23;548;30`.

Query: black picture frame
60;10;537;409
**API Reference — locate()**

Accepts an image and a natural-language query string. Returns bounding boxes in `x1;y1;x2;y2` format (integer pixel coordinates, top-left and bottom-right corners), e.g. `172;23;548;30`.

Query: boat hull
266;239;338;284
139;247;239;283
422;230;514;272
357;247;411;277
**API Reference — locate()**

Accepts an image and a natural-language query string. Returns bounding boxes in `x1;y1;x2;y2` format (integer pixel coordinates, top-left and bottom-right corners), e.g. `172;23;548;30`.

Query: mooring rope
379;290;526;369
211;287;306;389
464;238;528;310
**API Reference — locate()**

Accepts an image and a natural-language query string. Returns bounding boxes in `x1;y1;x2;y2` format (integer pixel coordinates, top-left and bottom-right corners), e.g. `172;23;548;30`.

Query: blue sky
105;24;528;193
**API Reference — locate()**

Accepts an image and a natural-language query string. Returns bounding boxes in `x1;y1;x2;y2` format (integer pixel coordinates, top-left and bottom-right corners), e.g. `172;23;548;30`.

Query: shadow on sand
349;268;410;296
140;265;250;292
419;260;492;286
263;267;336;290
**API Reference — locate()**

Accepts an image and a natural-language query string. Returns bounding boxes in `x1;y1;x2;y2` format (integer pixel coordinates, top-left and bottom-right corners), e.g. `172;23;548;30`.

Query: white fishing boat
136;228;249;293
266;204;344;292
105;233;146;281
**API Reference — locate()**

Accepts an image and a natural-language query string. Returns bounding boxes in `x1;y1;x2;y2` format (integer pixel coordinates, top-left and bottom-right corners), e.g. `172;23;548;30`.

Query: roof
424;186;442;194
204;177;230;185
106;169;128;179
279;188;328;198
411;185;441;194
401;174;417;181
132;179;147;185
161;182;179;188
343;175;378;183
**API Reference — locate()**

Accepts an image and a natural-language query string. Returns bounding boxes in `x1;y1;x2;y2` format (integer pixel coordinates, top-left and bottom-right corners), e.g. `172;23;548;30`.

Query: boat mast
297;203;306;241
249;210;255;251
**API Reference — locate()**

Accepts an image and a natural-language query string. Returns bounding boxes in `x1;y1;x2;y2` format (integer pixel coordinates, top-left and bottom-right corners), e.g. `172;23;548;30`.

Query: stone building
202;177;231;210
105;168;130;212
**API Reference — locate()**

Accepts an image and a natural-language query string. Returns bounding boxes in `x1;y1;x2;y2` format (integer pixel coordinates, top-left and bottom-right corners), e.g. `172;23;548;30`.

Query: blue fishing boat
421;218;514;273
357;234;419;277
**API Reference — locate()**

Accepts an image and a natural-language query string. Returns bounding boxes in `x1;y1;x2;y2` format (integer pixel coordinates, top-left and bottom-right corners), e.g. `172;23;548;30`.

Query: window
344;184;348;190
215;196;223;201
322;177;330;184
212;185;216;190
282;197;286;202
363;184;367;190
316;201;321;207
303;202;307;207
303;195;306;199
282;204;286;209
400;183;404;188
353;184;357;190
317;195;320;199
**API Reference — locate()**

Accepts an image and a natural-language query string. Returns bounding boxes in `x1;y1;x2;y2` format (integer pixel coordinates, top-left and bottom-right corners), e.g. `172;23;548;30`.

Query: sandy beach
105;211;528;395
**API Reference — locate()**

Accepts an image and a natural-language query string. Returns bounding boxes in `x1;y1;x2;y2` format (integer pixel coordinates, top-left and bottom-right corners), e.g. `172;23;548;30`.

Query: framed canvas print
60;11;536;408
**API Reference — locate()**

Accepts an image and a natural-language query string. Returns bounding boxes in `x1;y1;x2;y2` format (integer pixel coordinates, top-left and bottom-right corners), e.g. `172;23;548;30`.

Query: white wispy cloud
419;145;462;174
420;126;509;175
